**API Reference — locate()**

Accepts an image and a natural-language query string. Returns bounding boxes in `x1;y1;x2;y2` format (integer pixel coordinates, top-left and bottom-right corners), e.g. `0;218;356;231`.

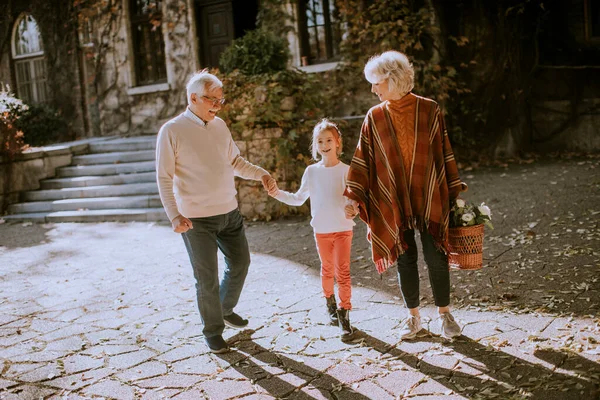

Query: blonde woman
344;51;468;340
269;119;358;342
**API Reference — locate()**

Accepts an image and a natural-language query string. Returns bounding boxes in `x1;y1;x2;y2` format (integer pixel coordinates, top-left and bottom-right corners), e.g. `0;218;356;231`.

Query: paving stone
350;380;394;400
237;394;277;400
108;348;156;369
84;378;136;399
418;354;459;376
171;354;222;375
83;343;140;357
302;337;354;356
63;354;105;374
84;328;125;344
0;313;22;326
150;319;187;337
255;372;311;398
0;384;56;399
156;343;206;362
55;307;88;322
409;377;455;396
0;378;18;389
38;323;94;342
136;374;204;388
0;343;37;360
116;360;168;381
171;389;205;399
198;378;256;400
0;330;38;347
45;336;85;352
285;385;333;400
28;318;65;334
138;388;183;399
375;369;425;396
327;361;378;383
46;393;90;400
17;362;61;382
45;367;113;390
9;348;67;363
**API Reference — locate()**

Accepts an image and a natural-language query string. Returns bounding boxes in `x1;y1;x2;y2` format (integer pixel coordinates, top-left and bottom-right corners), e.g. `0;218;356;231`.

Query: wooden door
196;0;234;68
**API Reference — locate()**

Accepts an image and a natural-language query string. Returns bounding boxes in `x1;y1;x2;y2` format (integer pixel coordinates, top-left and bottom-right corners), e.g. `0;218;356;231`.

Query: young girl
268;119;357;341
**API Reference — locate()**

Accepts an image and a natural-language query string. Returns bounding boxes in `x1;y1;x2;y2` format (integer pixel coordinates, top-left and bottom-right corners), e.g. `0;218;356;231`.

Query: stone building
0;0;344;139
0;0;347;221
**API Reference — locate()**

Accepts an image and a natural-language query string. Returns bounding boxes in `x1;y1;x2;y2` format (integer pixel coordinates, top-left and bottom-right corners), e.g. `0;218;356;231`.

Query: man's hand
172;215;193;233
267;179;280;197
261;175;279;197
344;199;359;219
344;204;358;219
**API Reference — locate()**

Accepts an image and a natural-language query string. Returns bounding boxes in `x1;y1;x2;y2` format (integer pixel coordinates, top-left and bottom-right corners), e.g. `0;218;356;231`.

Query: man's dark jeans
396;229;450;309
182;209;250;338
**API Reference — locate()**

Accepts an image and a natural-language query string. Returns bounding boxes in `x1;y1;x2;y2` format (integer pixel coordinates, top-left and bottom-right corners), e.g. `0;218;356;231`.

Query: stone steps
8;195;162;214
89;136;156;153
3;135;167;223
71;150;155;165
23;182;158;202
40;171;156;189
57;160;155;178
2;208;168;223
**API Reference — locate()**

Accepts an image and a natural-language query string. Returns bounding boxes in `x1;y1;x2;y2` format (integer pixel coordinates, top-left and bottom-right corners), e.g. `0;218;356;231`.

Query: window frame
129;0;168;87
10;13;49;104
296;0;341;66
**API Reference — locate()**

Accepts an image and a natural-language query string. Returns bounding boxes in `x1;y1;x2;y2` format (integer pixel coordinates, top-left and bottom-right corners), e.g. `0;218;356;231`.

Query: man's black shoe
205;335;229;354
223;312;249;329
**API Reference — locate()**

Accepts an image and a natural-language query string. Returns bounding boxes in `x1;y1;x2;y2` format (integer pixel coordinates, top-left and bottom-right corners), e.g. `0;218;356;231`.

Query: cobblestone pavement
1;157;599;399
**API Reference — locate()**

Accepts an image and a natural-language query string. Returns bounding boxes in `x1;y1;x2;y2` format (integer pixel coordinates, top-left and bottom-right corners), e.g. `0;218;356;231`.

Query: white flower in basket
448;199;493;270
450;199;493;229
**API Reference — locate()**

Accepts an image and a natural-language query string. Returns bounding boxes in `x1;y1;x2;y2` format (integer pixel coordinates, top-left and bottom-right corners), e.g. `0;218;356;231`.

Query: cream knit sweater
156;108;269;221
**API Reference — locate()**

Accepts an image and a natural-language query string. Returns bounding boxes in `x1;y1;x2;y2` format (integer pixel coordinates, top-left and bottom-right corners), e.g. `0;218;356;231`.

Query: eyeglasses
201;95;226;106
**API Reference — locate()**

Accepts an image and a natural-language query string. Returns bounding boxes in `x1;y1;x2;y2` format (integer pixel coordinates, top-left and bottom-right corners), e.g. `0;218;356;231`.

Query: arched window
130;0;168;86
11;14;48;103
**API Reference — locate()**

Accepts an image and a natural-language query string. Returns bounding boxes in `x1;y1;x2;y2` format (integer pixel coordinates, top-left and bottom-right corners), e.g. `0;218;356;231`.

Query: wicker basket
448;224;485;270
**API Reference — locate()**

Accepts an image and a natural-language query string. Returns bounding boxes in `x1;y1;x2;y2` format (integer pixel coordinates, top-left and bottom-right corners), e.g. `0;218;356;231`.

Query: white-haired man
156;71;274;353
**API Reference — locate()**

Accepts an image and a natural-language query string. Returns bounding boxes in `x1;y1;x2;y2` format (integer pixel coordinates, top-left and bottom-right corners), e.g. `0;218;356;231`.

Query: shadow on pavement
353;332;600;400
0;222;52;249
216;329;371;399
446;336;599;399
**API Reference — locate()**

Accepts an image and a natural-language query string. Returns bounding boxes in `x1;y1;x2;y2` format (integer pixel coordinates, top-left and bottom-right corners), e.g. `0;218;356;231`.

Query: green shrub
15;104;68;147
219;28;290;75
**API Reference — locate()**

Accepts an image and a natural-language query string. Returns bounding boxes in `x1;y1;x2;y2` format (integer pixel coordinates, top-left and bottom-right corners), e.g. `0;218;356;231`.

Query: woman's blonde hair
311;118;342;161
364;50;414;96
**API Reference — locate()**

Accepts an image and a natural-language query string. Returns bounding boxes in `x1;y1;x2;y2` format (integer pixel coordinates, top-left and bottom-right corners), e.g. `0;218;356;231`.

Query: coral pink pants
314;230;353;310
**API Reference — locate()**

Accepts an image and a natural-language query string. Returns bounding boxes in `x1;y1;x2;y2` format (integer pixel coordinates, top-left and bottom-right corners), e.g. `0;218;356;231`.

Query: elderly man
156;71;273;353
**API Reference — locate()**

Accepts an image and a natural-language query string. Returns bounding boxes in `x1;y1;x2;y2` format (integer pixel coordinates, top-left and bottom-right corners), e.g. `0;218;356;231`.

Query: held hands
344;200;359;219
172;215;193;233
261;174;279;197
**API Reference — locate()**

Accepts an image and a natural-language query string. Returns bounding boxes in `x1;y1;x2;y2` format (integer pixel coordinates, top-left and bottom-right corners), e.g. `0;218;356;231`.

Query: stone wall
81;0;199;137
531;99;600;152
235;127;309;220
0;143;88;210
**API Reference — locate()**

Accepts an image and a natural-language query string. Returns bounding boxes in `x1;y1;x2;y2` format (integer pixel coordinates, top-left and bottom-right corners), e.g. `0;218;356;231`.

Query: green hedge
219;28;290;75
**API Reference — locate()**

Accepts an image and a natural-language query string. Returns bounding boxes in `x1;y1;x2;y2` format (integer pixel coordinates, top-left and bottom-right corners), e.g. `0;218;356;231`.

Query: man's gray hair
186;71;223;105
364;51;414;96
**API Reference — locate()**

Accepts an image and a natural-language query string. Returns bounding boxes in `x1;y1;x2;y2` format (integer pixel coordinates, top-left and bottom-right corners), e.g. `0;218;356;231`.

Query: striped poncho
344;93;467;274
